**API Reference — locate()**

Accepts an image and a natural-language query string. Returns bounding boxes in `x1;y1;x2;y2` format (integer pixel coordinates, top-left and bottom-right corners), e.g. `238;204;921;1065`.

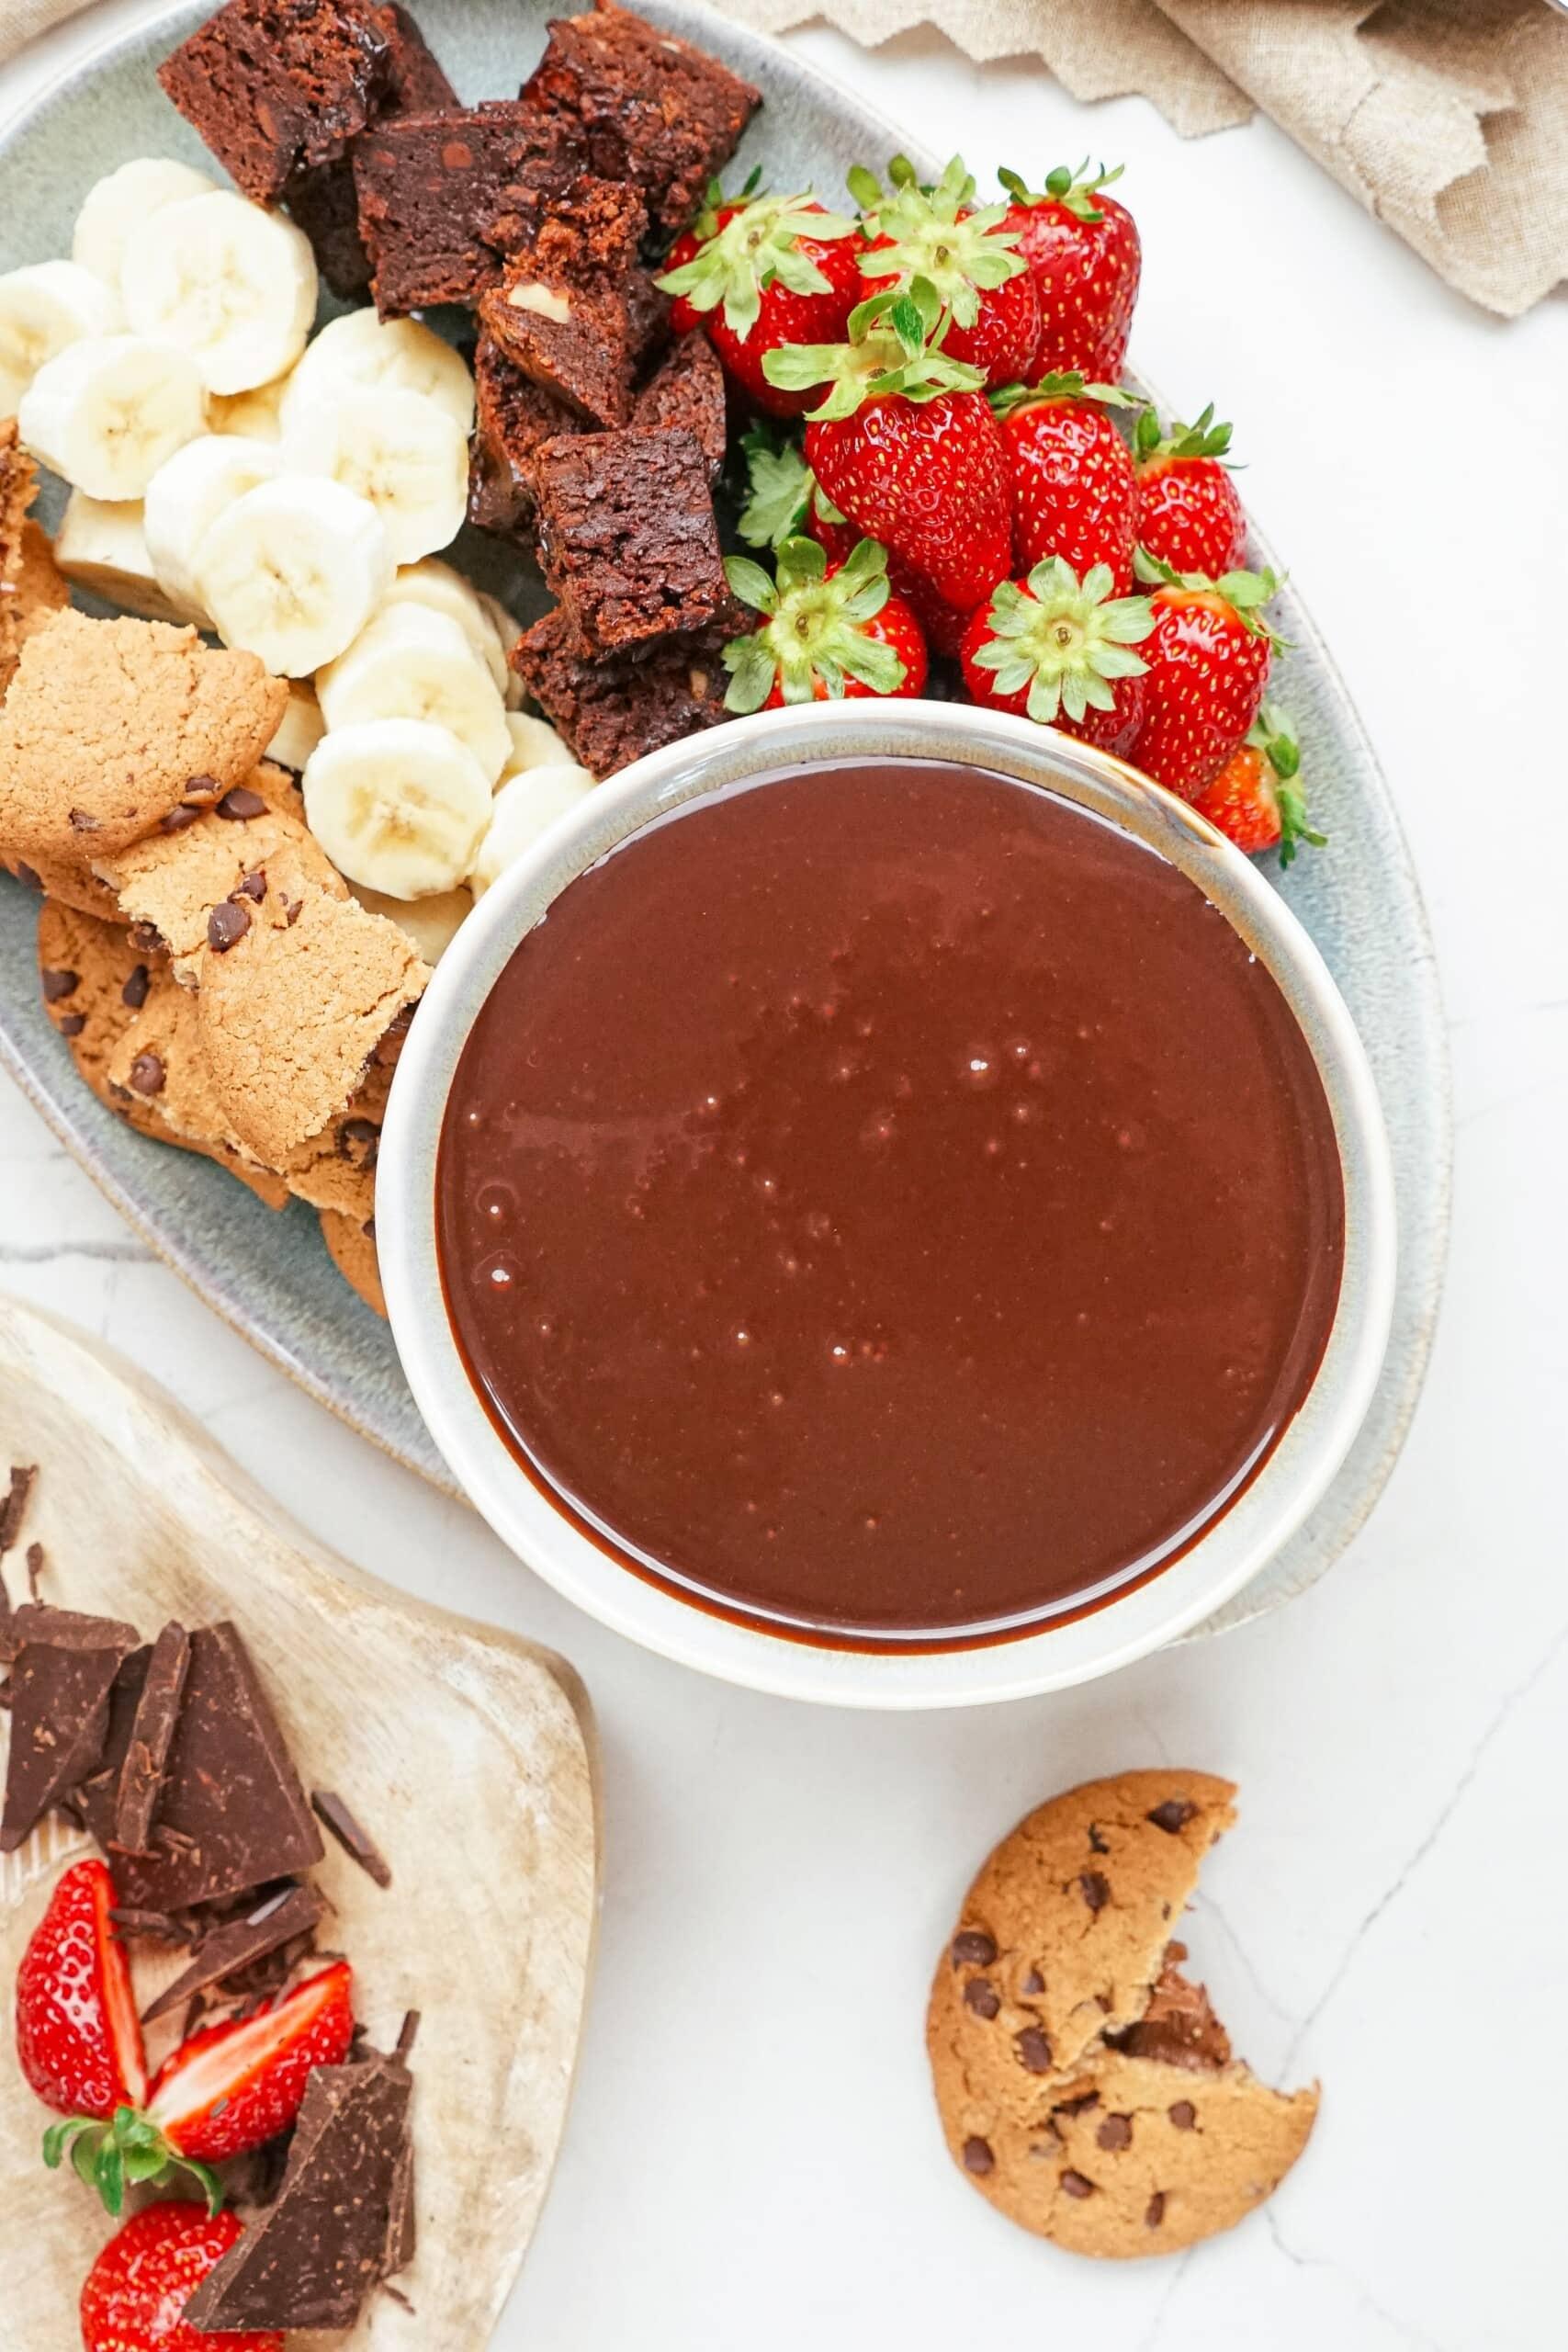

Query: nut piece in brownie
533;424;733;655
353;100;586;313
477;175;646;428
286;2;457;297
521;1;761;240
633;330;727;480
468;333;580;535
157;0;392;203
511;605;730;778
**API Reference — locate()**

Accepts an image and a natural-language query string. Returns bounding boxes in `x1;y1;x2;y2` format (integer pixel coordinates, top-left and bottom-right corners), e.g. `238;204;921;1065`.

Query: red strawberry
1191;706;1324;865
959;556;1154;755
16;1860;146;2120
766;287;1011;615
658;183;862;417
47;1959;355;2212
80;2202;281;2352
722;536;928;709
1130;554;1281;798
1134;403;1247;578
851;153;1038;390
998;161;1141;381
997;374;1141;591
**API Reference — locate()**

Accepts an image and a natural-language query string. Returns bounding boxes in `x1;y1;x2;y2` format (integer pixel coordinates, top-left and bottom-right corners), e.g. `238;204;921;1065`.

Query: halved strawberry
80;2202;282;2352
851;153;1038;389
722;536;928;708
16;1860;147;2120
960;556;1155;754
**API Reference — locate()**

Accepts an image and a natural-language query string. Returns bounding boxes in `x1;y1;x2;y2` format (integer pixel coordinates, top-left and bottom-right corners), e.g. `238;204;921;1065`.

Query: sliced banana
478;592;526;707
282;385;468;566
500;709;574;779
197;475;392;677
121;191;317;395
0;260;123;412
469;763;596;898
380;559;509;695
142;433;276;625
350;878;473;962
207;373;290;440
19;335;206;500
73;157;218;290
282;310;475;435
318;603;512;786
303;718;492;899
266;681;326;774
54;492;201;624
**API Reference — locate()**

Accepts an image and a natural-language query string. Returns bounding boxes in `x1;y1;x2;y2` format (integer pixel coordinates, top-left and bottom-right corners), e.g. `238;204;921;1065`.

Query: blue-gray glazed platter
0;0;1450;1639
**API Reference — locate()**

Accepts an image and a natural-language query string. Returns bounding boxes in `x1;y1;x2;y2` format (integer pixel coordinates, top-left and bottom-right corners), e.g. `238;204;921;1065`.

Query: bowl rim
378;700;1398;1708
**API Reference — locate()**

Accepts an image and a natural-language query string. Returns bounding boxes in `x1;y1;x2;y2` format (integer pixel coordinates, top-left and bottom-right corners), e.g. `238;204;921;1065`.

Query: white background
4;6;1567;2346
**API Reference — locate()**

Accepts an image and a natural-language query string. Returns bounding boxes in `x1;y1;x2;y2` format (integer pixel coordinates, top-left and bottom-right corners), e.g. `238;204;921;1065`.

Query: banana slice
318;603;512;785
121;191;317;395
303;718;492;899
350;878;473;962
469;762;595;898
500;709;574;778
478;592;527;707
143;432;276;624
19;335;206;500
380;559;509;695
54;492;202;623
207;373;289;440
0;260;122;412
197;475;392;677
281;385;468;566
282;310;475;435
73;157;217;290
267;681;326;774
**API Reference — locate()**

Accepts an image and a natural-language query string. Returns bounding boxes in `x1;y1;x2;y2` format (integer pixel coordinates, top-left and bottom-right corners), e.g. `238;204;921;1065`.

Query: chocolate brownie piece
468;333;581;534
287;2;457;295
626;265;671;371
477;175;646;427
521;2;761;240
354;101;584;314
534;425;732;653
510;605;730;777
158;0;391;203
633;330;727;479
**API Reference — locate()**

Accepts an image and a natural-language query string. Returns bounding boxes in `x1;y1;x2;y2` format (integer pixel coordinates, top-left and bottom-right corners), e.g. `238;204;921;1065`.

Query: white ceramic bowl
378;702;1396;1708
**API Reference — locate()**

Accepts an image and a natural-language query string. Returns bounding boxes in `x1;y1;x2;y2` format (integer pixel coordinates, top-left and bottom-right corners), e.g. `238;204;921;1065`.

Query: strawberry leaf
723;554;781;615
738;426;814;550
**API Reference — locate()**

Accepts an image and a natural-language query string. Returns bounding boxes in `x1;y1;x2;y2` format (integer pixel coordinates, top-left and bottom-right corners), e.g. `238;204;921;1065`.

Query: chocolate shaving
113;1621;191;1854
0;1464;37;1555
142;1880;328;2023
395;2008;420;2059
25;1543;43;1601
310;1787;392;1888
110;1906;195;1945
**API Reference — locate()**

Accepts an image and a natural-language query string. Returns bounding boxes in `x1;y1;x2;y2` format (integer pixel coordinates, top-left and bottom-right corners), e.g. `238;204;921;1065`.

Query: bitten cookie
928;1771;1317;2258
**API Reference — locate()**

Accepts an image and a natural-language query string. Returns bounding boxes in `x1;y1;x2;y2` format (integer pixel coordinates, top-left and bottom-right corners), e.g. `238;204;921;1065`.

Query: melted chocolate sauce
437;759;1344;1644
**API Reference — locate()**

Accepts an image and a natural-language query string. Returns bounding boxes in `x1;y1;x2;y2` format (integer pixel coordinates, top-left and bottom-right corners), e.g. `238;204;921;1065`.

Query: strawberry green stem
44;2105;224;2219
722;537;907;710
655;189;856;338
972;558;1155;724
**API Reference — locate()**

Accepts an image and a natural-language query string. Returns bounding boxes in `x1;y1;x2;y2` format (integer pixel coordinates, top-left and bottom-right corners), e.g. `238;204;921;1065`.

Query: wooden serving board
0;1295;599;2351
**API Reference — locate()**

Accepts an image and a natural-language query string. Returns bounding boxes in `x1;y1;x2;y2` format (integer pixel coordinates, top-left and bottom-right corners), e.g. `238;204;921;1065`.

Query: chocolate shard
141;1879;326;2024
0;1605;141;1852
310;1786;392;1888
113;1620;191;1854
80;1622;323;1909
0;1463;38;1555
183;2052;415;2333
109;1906;195;1946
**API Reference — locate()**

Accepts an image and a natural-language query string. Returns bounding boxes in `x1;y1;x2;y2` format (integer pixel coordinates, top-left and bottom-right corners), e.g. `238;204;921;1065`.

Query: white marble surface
3;8;1567;2346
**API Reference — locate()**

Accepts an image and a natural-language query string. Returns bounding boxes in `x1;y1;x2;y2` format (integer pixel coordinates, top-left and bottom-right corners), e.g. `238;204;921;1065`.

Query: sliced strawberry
960;556;1155;754
16;1860;147;2120
148;1957;355;2164
852;153;1038;389
722;536;928;709
80;2201;282;2352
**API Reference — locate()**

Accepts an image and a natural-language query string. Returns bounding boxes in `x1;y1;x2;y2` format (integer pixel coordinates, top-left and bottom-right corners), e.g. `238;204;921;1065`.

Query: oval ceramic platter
0;0;1450;1641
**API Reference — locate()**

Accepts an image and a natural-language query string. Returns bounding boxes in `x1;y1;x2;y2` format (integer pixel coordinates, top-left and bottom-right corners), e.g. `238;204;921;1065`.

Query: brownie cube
510;606;731;777
353;101;584;314
158;0;391;203
633;331;726;480
468;333;581;535
287;4;457;294
521;2;761;240
533;425;732;655
477;176;646;428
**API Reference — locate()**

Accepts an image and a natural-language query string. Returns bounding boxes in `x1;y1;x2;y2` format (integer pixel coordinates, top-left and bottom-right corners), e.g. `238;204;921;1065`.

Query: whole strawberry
1134;403;1247;578
1192;705;1324;865
998;160;1141;380
723;536;929;708
766;286;1011;616
1130;552;1281;798
16;1859;146;2121
960;556;1154;755
658;182;862;417
997;374;1141;591
80;2202;281;2352
852;153;1038;389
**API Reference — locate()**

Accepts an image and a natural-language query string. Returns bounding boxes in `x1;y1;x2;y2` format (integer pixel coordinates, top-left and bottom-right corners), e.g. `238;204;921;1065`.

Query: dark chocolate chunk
1096;2113;1133;2152
310;1786;391;1887
217;784;268;820
112;1620;191;1855
141;1880;326;2023
183;2053;415;2332
961;2135;994;2177
0;1463;37;1555
1078;1869;1110;1914
1108;1948;1232;2074
1145;2190;1167;2228
0;1604;141;1852
1146;1799;1197;1835
1168;2099;1197;2131
40;967;80;1001
963;1976;999;2021
951;1928;996;1969
208;899;253;953
1015;2025;1053;2075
